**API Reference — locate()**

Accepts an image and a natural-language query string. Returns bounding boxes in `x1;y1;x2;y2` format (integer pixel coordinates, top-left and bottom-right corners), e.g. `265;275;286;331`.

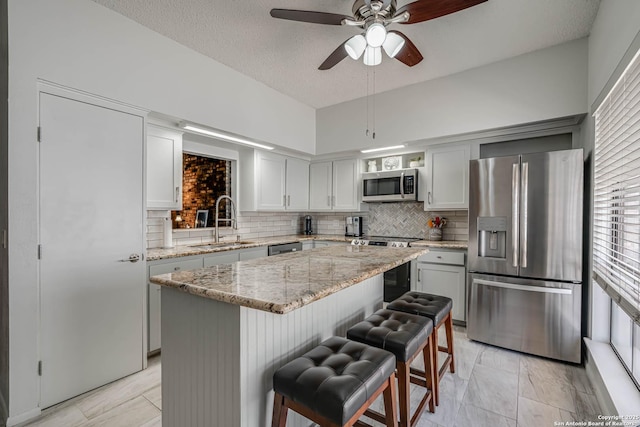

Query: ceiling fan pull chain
372;67;376;139
366;66;370;137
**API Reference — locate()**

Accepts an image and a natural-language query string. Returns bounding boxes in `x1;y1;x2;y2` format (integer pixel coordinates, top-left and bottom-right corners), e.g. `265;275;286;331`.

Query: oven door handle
400;172;405;198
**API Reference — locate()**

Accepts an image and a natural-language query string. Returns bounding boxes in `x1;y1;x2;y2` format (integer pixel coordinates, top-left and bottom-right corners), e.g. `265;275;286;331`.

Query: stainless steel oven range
351;236;420;302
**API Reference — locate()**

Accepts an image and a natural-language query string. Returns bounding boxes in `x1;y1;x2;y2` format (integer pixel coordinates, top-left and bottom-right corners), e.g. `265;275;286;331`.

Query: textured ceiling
91;0;600;109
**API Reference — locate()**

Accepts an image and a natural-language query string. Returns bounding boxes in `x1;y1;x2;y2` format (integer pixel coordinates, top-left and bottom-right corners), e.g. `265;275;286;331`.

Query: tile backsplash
146;203;468;248
366;202;468;241
146;210;366;249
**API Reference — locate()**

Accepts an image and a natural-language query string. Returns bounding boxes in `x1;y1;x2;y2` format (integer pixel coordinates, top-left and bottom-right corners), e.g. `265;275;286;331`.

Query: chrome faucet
214;195;238;243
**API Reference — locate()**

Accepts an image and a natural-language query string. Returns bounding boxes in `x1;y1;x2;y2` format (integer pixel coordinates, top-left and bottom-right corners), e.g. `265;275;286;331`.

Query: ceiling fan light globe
365;23;386;48
363;46;382;66
383;32;405;58
345;35;366;60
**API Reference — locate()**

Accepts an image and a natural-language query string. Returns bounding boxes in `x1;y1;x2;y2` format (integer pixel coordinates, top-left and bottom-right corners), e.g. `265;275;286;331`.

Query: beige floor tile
76;363;160;419
81;396;160;427
516;396;563;427
139;415;161;427
23;405;88;427
143;385;162;410
463;363;518;419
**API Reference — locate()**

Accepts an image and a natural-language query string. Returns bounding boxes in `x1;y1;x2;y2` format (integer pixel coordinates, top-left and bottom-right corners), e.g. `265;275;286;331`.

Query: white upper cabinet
309;159;359;211
241;150;309;211
333;159;359;210
286;156;310;210
309;161;333;210
256;151;287;210
425;144;470;210
146;125;183;210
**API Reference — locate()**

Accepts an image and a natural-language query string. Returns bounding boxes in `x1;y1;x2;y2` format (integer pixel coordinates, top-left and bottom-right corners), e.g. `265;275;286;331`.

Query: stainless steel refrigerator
467;149;583;363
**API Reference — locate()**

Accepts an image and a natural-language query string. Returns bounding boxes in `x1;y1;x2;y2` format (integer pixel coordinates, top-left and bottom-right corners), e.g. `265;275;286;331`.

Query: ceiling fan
270;0;487;70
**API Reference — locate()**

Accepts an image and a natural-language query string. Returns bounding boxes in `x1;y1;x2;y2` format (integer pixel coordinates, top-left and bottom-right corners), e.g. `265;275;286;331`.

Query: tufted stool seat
387;291;455;406
272;336;398;427
347;309;435;427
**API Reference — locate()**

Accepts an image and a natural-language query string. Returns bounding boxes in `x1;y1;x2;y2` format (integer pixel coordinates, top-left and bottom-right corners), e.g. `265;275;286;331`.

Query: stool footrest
438;354;453;379
363;409;387;425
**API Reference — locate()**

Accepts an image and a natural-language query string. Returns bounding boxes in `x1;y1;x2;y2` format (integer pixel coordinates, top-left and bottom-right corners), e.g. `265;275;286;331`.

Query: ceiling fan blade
397;0;487;24
388;30;423;67
270;9;351;25
318;40;350;70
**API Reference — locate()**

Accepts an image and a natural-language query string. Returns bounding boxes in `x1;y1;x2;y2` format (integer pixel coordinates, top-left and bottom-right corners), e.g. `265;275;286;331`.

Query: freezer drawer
467;274;582;363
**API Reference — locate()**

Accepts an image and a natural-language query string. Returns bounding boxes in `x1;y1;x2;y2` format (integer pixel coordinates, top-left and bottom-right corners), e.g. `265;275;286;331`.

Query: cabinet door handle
175;186;180;203
332;195;336;206
287;195;291;206
428;191;432;204
327;195;331;207
418;269;421;282
283;195;286;206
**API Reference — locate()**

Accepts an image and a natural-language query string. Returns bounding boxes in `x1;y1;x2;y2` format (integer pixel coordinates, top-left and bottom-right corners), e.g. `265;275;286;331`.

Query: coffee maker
345;216;363;237
304;215;313;235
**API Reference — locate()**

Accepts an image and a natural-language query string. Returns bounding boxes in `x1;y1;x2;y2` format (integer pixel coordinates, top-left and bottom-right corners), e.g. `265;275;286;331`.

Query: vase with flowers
427;216;446;241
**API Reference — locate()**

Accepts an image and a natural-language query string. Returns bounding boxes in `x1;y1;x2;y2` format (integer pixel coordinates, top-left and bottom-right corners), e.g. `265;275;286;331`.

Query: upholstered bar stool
347;309;436;427
387;291;455;406
272;336;399;427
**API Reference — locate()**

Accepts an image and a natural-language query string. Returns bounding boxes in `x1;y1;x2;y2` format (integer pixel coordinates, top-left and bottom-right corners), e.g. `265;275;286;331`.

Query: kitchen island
150;245;428;427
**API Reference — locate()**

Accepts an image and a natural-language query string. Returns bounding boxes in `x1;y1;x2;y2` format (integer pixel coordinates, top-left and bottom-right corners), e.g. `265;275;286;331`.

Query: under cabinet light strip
179;122;274;150
360;144;406;154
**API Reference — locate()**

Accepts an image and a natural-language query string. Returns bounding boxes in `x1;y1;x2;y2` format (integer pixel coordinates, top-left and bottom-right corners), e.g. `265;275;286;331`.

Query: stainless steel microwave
362;169;418;202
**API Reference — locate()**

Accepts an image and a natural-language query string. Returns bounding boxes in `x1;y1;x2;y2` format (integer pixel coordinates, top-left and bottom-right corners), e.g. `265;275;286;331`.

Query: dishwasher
268;242;303;256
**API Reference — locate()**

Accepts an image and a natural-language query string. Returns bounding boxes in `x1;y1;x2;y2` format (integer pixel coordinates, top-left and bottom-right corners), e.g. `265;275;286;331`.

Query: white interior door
39;92;145;408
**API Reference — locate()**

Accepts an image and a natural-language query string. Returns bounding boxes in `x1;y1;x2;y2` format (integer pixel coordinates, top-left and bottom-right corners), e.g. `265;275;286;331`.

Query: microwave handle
400;172;405;198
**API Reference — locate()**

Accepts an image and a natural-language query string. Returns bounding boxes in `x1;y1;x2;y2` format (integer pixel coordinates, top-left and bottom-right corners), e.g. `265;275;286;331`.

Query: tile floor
19;327;602;427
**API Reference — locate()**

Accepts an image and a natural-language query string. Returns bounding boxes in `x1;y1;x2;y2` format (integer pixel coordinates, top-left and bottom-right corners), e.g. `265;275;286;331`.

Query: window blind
594;48;640;325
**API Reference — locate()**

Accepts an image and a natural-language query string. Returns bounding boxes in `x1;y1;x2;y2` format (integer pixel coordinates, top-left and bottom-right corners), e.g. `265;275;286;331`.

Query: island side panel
161;287;242;427
239;274;384;427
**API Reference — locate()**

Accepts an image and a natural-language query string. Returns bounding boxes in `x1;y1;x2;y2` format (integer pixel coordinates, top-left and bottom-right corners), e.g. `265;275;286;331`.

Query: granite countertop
411;240;468;249
147;234;351;261
150;245;429;314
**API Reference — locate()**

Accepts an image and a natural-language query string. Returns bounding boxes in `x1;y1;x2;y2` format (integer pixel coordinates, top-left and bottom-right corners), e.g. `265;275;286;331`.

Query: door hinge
37;126;41;142
38;361;42;376
37;244;41;260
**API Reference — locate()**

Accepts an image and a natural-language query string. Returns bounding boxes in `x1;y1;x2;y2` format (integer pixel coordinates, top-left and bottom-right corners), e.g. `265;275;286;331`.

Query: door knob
118;254;141;263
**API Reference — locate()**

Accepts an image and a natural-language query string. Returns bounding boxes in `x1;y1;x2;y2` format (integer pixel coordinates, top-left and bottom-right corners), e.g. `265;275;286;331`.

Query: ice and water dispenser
477;217;507;259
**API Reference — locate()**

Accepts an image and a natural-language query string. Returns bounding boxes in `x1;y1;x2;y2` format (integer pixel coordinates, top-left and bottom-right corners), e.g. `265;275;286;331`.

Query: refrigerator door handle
475;279;572;295
521;162;529;268
512;163;520;268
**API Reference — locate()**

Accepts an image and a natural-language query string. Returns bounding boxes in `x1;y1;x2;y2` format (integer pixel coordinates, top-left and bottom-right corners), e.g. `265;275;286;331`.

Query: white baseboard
6;408;41;427
584;338;640;416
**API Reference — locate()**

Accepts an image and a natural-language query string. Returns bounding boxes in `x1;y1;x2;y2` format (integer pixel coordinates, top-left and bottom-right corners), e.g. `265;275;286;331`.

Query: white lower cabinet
413;250;467;323
239;247;268;260
313;241;348;248
148;247;270;353
148;257;203;353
